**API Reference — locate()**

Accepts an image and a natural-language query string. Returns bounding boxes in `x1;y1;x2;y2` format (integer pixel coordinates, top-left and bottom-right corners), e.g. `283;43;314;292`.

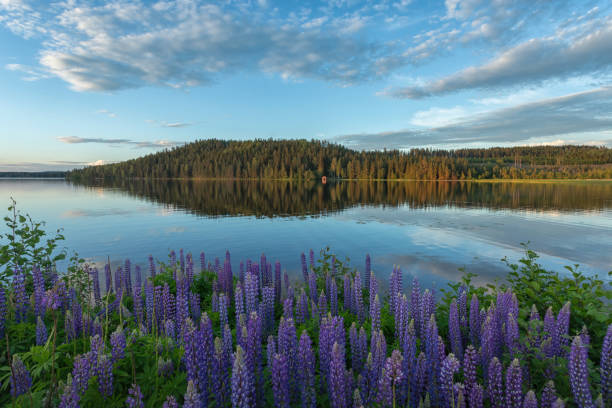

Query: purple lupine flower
378;349;404;407
297;290;309;324
330;342;348;408
506;312;519;357
110;327;126;362
104;263;113;295
133;285;143;326
458;287;468;334
235;283;245;320
371;294;381;333
245;272;258;316
350;323;360;372
145;281;154;333
543;307;556;358
272;353;290;408
196;313;214;400
308;271;318;304
354;272;364;322
301;252;308;284
369;272;377;316
364;254;371;292
182;318;198;384
162;283;174;322
425;314;440;404
124;259;133;295
0;286;6;338
541;381;558;408
440;353;460;408
157;357;174;377
601;324;612;407
283;297;293;319
398;321;416;406
231;346;253;408
419;290;434;340
10;355;32;397
523;390;538;408
555;302;571;356
552;398;566;408
211;290;219;313
33;265;45;316
163;395;178;408
72;353;93;396
411;352;427;407
58;376;80;408
298;331;317;408
213;336;231;407
98;354;113;398
148;254;156;278
219;293;229;330
371;330;387;402
506;358;523;408
469;294;480;346
134;265;142;294
488;357;504;408
469;383;484;408
12;268;28;322
261;286;275;334
449;300;463;361
246;312;262;401
278;317;298;398
318;290;328;318
164;319;175;340
184;379;200;408
126;384;144;408
36;316;48;345
190;292;201;323
454;383;466;408
176;280;189;339
569;336;594;408
330;278;338;316
463;345;478;395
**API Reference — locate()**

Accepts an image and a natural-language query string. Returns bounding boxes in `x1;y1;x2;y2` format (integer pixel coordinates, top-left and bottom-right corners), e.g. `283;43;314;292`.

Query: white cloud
87;159;107;166
57;136;182;148
96;109;116;118
410;106;470;127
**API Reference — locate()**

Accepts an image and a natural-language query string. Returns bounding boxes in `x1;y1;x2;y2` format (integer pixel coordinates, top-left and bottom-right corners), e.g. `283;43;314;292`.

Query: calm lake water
1;178;611;292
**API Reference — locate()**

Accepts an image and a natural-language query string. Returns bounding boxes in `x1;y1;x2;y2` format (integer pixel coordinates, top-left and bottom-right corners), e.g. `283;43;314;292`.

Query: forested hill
66;139;612;180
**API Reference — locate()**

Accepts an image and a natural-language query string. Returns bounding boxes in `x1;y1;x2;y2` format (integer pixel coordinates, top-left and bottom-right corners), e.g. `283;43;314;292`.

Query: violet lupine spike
211;290;219;314
601;324;612;407
235;284;245;321
454;383;466;408
378;349;404;407
419;290;434;341
301;252;308;284
458;288;468;336
523;390;538;408
329;342;348;408
308;271;318;304
126;384;144;408
10;355;32;397
298;331;317;408
343;274;351;313
541;381;558;408
145;281;154;333
278;317;298;398
552;398;566;408
36;316;48;345
184;380;200;408
98;353;113;398
124;259;133;295
245;272;258;316
555;302;571;356
440;353;460;408
488;357;504;408
183;318;198;384
189;292;201;322
33;265;45;316
506;358;523;408
213;337;230;407
148;254;155;278
425;314;440;405
163;395;178;408
283;297;293;320
0;286;6;339
469;383;484;408
330;278;338;316
104;263;113;294
275;261;282;302
569;336;594;408
298;290;309;324
12;268;28;322
58;375;80;408
463;345;478;395
219;293;229;330
506;312;519;357
354;272;364;322
318;290;328;318
364;254;371;292
261;286;275;334
371;294;381;334
369;272;377;316
246;312;263;402
543;307;556;358
449;299;463;361
231;346;253;408
469;294;480;346
110;327;126;362
411;352;427;407
399;321;416;406
272;353;290;408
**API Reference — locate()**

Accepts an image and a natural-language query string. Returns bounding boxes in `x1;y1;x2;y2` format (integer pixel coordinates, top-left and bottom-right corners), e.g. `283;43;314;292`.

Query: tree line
66;139;612;181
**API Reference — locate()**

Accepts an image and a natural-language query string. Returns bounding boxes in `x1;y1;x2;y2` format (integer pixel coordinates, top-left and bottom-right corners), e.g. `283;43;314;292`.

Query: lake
1;178;611;292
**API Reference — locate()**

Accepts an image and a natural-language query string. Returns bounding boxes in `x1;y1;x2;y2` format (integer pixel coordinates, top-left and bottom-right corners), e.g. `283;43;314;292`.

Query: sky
1;0;612;171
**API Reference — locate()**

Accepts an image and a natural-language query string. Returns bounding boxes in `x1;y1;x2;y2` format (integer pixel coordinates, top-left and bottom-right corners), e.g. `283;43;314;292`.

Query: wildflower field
0;203;610;407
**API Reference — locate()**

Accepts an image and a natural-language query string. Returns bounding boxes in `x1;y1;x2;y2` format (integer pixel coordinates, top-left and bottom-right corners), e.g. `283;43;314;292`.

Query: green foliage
0;198;66;282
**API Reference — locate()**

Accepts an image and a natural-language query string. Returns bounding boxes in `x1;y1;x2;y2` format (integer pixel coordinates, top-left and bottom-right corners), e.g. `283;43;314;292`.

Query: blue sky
1;0;611;171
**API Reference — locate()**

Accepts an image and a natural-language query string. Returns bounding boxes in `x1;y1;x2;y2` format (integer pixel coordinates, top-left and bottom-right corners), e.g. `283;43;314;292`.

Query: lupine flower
10;355;32;397
369;272;377;315
449;300;463;361
463;345;477;395
469;383;484;408
318;290;328;318
364;254;371;291
245;272;258;316
569;336;594;408
13;268;28;322
552;398;566;408
329;342;348;408
330;278;338;316
506;358;523;408
184;380;200;408
110;327;126;362
420;290;434;340
283;297;293;319
541;381;558;408
235;284;245;321
506;312;519;357
162;395;178;408
440;353;460;408
157;356;174;377
301;252;308;284
219;293;229;329
469;294;480;346
126;384;144;408
378;349;403;407
98;354;113;398
308;272;318;304
601;324;612;407
33;265;45;316
298;331;316;408
231;346;253;408
488;357;504;408
371;294;381;333
0;286;6;338
555;302;571;355
523;390;538;408
272;353;290;408
36;316;48;345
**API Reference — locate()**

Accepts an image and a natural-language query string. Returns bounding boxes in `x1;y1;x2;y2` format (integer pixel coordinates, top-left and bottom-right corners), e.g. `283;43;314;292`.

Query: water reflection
74;179;612;217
